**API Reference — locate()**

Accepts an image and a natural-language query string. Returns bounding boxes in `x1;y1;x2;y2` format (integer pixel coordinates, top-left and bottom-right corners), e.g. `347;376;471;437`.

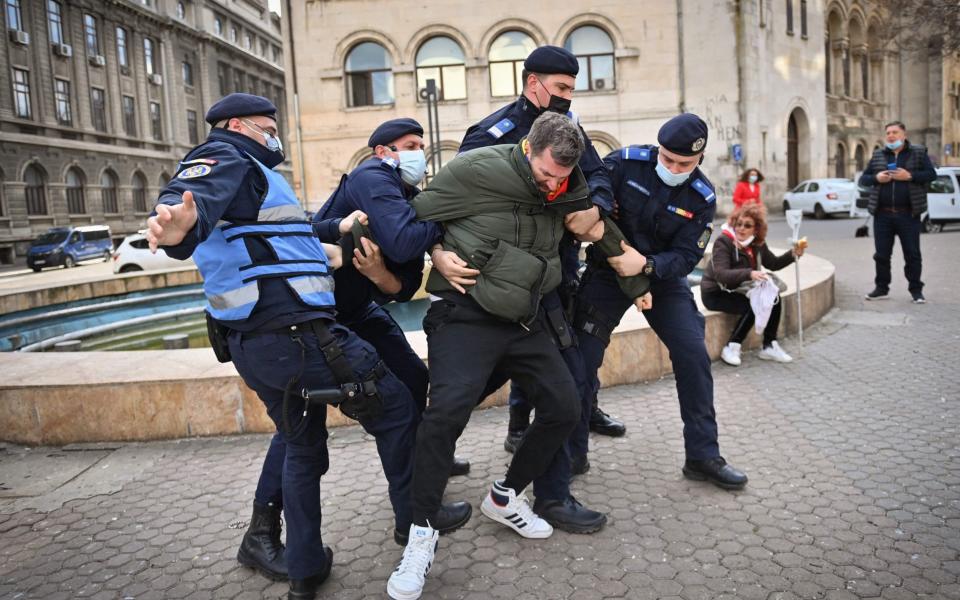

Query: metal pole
794;256;803;349
423;79;439;176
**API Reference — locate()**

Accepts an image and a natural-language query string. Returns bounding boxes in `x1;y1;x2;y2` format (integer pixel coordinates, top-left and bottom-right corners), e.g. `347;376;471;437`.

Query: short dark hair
739;168;765;183
885;121;906;132
521;70;546;92
527;111;584;168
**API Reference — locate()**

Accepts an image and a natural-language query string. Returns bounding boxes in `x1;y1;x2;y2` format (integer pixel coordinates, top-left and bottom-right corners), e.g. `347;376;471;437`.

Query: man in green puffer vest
387;112;649;600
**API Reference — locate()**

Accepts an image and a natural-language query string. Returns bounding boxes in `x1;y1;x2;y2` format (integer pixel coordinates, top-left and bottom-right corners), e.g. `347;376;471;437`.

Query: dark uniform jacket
701;231;794;294
460;96;614;214
156;128;332;331
597;145;717;283
858;141;936;217
312;157;441;320
410;143;593;324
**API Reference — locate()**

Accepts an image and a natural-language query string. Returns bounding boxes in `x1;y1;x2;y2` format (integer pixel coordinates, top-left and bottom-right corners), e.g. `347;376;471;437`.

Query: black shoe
287;545;333;600
911;292;926;304
589;406;626;437
394;501;472;545
533;496;607;534
503;429;524;454
571;454;590;475
865;288;889;300
449;456;470;476
237;501;288;581
682;457;748;490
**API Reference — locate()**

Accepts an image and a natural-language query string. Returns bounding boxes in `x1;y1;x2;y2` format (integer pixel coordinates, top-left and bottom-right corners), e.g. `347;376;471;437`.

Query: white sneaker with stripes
387;524;438;600
480;480;553;539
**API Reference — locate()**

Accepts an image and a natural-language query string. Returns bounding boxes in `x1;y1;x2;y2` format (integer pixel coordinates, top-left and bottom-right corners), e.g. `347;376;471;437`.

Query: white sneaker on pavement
387;524;438;600
480;480;553;539
757;340;793;363
720;342;742;366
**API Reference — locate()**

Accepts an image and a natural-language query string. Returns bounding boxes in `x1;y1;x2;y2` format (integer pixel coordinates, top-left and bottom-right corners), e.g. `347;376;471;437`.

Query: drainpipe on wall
285;0;308;208
676;0;686;112
735;1;748;164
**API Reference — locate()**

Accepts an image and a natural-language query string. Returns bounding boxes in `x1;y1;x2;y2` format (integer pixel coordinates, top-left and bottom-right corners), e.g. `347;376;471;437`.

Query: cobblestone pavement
1;222;958;599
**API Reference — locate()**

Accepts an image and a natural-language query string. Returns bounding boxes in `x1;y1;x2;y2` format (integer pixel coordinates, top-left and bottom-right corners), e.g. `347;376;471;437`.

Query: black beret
205;93;277;125
368;118;424;148
523;45;579;76
657;113;709;156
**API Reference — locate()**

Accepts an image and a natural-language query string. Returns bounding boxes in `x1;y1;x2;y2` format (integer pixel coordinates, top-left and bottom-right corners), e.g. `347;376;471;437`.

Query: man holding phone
858;121;936;304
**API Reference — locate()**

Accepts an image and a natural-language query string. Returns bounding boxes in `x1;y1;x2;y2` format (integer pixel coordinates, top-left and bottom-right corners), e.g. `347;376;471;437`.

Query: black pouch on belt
205;311;232;363
337;361;387;422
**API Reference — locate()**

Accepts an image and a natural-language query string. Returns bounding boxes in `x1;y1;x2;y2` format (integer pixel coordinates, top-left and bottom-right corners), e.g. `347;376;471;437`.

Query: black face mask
536;78;571;115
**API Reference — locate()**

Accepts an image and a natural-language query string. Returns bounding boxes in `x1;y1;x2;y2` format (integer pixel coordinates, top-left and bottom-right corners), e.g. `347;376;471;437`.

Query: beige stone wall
282;0;829;214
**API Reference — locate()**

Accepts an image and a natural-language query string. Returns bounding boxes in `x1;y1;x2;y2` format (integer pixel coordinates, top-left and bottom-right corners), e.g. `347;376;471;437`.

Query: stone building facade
282;0;959;216
0;0;285;263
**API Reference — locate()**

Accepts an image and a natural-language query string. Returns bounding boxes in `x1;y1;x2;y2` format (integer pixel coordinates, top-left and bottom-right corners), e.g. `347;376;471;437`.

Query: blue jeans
873;211;923;294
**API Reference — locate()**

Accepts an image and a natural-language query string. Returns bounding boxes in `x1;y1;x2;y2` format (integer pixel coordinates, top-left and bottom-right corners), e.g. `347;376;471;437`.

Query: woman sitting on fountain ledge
700;204;806;366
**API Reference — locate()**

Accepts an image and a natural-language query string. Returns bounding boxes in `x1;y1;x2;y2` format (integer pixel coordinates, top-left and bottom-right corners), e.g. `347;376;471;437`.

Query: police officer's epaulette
566;110;580;125
620;146;653;161
690;178;716;203
486;118;515;139
380;156;399;169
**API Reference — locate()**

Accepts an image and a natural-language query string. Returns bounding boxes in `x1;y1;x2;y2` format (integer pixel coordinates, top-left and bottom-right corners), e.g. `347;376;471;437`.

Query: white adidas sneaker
387;524;438;600
479;480;553;539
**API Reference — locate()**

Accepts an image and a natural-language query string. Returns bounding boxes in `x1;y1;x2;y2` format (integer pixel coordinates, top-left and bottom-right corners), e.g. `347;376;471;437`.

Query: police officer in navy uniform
145;94;463;600
574;113;749;490
459;45;624;477
312;117;471;496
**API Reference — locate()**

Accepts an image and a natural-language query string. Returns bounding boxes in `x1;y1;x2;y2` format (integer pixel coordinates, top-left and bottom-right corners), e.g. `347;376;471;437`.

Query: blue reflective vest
193;154;335;321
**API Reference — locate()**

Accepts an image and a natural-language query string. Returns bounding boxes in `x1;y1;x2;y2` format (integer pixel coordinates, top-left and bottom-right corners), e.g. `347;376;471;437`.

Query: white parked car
782;178;857;218
112;232;195;273
923;167;960;233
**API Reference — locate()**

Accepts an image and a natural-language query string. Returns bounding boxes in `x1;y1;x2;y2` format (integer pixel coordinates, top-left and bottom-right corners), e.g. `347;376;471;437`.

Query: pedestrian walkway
1;227;958;599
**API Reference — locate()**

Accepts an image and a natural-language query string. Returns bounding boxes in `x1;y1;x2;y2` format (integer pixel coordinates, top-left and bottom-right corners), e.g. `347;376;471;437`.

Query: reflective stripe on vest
193;153;335;321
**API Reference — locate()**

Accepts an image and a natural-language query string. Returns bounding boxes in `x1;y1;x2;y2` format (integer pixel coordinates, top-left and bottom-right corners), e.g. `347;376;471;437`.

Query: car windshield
32;231;69;246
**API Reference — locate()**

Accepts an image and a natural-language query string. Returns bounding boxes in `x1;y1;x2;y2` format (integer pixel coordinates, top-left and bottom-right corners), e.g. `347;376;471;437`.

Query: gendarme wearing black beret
204;93;278;125
658;113;709;156
523;45;579;76
368;118;424;148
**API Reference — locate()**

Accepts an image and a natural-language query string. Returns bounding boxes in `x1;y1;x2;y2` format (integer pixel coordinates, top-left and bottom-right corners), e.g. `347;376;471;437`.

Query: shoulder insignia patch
626;179;650;195
690;178;716;203
179;158;218;166
621;146;652;161
487;119;515;139
177;164;212;179
697;226;713;249
380;156;398;169
566;110;580;125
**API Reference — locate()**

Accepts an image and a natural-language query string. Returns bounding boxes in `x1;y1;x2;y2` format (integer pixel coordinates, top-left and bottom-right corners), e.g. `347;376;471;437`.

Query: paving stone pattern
1;226;958;599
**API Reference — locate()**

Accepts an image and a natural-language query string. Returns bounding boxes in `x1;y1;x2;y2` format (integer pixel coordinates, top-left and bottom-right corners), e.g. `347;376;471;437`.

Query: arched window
835;143;846;178
564;26;615;92
24;164;47;215
854;144;866;172
416;36;466;101
592;138;614;160
132;171;147;212
66;167;86;214
345;42;394;107
159;172;171;187
101;170;118;213
488;30;536;97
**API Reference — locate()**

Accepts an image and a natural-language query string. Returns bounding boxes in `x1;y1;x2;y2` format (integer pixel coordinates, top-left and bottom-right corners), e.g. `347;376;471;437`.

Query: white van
924;167;960;232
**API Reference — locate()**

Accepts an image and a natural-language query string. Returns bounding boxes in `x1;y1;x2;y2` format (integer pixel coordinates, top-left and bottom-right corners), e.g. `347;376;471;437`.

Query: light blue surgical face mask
885;139;904;150
397;149;427;186
242;119;283;155
655;159;694;187
748;174;759;183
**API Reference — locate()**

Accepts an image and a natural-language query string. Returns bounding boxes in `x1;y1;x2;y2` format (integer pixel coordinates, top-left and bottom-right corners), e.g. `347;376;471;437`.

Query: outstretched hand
146;190;198;252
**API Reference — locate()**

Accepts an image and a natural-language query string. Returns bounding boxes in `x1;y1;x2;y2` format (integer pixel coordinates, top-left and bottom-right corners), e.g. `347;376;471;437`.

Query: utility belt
206;314;385;439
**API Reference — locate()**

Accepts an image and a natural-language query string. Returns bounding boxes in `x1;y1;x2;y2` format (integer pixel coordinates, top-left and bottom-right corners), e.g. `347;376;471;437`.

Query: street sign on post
732;143;743;164
785;209;804;350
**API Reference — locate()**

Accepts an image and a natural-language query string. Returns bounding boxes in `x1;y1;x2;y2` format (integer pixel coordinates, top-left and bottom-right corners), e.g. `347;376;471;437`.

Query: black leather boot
237;501;287;581
533;496;607;534
394;501;472;545
682;457;748;490
288;546;333;600
449;456;471;476
589;405;626;437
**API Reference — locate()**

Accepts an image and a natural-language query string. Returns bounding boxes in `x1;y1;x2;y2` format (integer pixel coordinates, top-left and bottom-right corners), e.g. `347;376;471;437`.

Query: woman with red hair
700;204;804;366
732;168;764;210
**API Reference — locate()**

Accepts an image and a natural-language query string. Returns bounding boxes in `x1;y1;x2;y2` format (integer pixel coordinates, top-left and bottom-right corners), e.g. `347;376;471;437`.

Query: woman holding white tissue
700;204;806;366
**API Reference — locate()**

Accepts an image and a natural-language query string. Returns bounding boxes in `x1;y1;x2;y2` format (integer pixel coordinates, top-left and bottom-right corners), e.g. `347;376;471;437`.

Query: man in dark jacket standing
859;121;936;303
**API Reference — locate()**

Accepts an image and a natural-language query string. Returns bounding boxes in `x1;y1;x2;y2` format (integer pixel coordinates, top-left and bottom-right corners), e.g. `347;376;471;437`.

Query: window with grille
66;168;86;214
132;172;147;212
91;88;107;132
24;165;47;215
150;102;162;140
187;110;198;145
122;95;136;136
101;171;118;213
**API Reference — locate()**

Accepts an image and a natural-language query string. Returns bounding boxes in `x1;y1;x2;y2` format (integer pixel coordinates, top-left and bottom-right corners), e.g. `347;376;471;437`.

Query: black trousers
873;211;923;294
701;288;781;346
412;299;580;525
